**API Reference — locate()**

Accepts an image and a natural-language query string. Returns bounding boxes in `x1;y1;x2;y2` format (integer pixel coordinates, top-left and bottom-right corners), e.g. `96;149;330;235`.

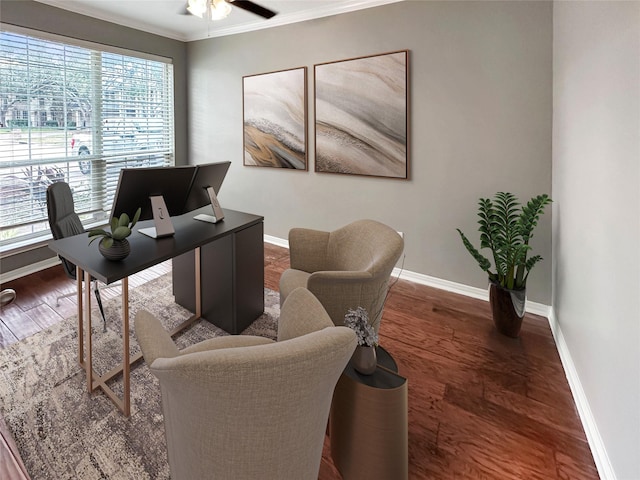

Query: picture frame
242;66;308;170
314;50;409;179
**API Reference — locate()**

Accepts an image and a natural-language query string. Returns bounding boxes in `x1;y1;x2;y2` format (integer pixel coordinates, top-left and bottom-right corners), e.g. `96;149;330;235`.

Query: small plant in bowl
89;208;141;260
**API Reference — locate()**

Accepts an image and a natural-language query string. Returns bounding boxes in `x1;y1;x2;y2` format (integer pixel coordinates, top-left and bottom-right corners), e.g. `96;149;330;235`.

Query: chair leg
56;289;77;306
93;282;107;333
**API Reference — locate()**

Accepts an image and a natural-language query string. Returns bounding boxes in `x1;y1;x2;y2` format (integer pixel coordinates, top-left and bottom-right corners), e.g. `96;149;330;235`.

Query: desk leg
122;277;130;417
84;270;93;394
195;247;201;319
76;265;192;417
76;267;83;366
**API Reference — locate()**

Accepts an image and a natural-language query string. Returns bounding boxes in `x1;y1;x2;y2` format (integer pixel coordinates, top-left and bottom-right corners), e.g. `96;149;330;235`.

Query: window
0;27;174;251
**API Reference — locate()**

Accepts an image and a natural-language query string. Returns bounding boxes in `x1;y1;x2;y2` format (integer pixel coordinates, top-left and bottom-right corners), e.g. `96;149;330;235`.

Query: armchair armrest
136;309;275;365
277;287;334;341
181;336;274;355
288;228;330;272
134;309;180;366
307;270;373;287
305;271;379;327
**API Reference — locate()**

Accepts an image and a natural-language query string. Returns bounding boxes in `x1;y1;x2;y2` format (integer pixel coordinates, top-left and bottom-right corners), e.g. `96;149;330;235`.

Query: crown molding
33;0;404;42
185;0;403;41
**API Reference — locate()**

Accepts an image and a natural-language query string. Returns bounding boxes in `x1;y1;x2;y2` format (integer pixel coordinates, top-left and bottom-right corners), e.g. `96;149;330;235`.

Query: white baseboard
548;309;616;480
1;257;61;284
264;234;288;249
264;234;551;317
398;269;551;317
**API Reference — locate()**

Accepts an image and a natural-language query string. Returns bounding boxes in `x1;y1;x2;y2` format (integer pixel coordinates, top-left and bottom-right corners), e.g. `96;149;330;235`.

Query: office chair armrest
180;336;274;355
288;228;330;272
134;310;180;365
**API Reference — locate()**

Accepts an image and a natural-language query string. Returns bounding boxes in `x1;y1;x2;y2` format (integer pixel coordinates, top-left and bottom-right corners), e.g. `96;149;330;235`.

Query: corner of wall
547;308;617;479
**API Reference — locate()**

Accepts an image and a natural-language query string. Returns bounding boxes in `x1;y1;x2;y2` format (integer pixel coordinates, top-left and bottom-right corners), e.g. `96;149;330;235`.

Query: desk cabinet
173;221;264;334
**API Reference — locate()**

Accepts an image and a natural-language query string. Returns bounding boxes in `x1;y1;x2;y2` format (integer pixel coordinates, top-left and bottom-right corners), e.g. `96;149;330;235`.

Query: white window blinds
0;27;175;251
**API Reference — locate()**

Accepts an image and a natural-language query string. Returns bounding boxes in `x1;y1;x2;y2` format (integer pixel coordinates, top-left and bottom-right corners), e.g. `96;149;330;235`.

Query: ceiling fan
185;0;277;20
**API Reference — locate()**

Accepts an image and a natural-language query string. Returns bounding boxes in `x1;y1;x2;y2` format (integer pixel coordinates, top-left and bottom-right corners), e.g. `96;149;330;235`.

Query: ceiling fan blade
229;0;277;19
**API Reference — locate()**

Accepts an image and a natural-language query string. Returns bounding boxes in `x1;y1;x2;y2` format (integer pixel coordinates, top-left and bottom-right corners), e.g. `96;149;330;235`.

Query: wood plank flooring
0;243;599;479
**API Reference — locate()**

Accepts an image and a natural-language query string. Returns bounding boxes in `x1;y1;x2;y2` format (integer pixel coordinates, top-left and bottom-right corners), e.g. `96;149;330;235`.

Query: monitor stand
139;195;176;238
194;186;225;224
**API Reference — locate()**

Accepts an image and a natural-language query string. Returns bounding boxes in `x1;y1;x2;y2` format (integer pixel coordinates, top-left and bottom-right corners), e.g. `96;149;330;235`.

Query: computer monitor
111;165;197;238
183;161;231;223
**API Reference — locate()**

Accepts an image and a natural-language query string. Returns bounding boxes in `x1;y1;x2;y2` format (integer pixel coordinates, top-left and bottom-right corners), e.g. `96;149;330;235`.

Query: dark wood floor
1;243;599;479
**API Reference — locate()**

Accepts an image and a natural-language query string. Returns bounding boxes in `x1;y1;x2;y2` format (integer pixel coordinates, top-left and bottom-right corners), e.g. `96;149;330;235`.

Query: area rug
0;273;280;480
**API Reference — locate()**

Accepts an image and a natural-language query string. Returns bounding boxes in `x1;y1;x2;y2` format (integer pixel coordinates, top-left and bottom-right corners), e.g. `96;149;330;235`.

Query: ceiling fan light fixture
186;0;207;18
187;0;275;21
209;0;231;20
210;0;232;20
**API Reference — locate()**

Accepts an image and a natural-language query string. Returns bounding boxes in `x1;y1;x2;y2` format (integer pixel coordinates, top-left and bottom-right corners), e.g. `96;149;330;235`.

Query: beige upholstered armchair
279;219;404;333
135;287;356;480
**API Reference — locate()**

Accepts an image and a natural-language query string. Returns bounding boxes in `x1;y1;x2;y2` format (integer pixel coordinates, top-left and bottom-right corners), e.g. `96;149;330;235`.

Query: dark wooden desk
48;207;264;416
172;215;264;334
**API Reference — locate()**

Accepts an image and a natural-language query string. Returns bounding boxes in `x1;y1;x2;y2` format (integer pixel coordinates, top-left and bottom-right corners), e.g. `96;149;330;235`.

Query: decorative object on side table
343;263;403;374
89;207;141;261
344;306;379;375
457;192;551;338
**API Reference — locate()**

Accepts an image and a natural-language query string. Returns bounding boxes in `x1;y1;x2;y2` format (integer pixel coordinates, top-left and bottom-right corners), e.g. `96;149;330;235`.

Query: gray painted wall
187;0;553;303
553;2;640;478
0;0;188;274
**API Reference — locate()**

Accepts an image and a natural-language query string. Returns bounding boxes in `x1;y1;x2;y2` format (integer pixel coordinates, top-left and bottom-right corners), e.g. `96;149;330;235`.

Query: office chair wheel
1;289;17;308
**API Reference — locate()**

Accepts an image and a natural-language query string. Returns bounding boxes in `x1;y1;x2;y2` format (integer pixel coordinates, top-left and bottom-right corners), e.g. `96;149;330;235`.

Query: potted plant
342;267;403;375
89;208;141;261
344;306;379;375
456;192;551;337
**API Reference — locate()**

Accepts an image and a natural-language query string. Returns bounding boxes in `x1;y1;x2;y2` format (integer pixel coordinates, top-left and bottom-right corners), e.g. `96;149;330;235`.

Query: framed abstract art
242;67;307;170
314;50;409;179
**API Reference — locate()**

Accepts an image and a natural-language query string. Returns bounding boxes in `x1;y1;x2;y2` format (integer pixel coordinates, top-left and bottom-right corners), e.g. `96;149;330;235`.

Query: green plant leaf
456;229;492;273
118;213;130;228
88;229;108;237
101;237;114;249
112;226;131;240
110;216;119;233
88;229;109;245
130;207;141;228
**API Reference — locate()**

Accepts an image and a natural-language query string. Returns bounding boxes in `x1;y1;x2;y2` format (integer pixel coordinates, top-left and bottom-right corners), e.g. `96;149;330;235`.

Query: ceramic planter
489;282;526;338
99;238;131;261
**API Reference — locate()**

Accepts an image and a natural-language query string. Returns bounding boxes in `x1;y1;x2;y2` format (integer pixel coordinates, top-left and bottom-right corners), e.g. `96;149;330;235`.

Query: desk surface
48;208;263;285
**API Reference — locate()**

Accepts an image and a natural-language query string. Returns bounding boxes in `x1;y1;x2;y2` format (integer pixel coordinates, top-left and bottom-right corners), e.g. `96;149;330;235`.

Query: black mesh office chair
46;182;111;332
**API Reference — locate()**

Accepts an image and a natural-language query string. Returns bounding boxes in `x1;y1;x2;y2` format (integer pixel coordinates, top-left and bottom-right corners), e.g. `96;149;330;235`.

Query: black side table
330;345;408;480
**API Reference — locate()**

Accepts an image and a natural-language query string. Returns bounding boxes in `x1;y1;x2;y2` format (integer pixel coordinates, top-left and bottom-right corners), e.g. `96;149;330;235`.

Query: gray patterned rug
0;273;280;480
